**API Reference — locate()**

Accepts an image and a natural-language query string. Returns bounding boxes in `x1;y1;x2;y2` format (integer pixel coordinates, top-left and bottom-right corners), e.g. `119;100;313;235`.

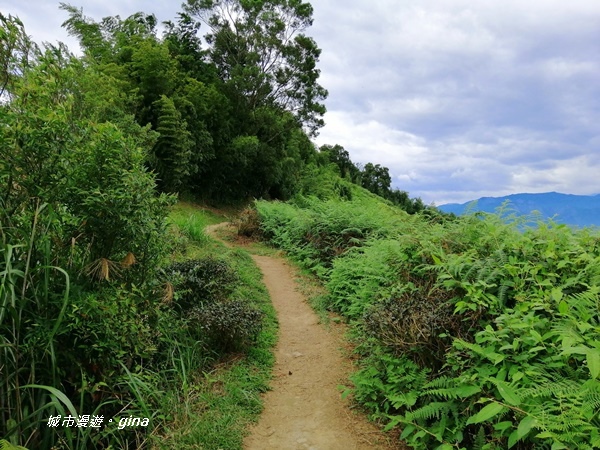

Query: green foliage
192;299;264;352
164;257;239;309
152;94;194;192
0;19;224;449
3;6;290;448
319;144;361;182
184;0;328;135
297;163;355;201
0;13;38;99
360;162;391;197
0;206;72;446
355;161;430;214
61;121;174;278
326;239;410;319
168;202;224;249
256;192;410;274
255;194;600;449
162;255;264;354
61;2;325;203
1;42;174;281
63;286;161;372
0;439;28;450
62;5;216;196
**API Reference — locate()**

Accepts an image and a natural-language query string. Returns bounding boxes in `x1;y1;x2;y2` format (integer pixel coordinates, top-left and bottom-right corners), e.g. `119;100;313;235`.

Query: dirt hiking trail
206;223;395;450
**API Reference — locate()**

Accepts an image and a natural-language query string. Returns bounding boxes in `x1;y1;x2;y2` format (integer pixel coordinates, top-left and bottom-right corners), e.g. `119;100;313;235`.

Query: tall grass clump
168;202;224;247
1;204;70;447
253;193;600;449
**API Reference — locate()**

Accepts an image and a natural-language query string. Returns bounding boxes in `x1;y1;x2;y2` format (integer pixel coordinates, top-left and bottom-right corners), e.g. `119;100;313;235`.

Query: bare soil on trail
206;223;396;450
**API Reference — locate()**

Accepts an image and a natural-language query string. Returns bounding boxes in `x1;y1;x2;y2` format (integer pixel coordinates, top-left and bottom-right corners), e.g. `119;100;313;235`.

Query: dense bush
236;207;263;238
162;257;264;353
255;195;600;449
256;194;410;274
163;257;239;309
191;300;264;352
63;287;161;374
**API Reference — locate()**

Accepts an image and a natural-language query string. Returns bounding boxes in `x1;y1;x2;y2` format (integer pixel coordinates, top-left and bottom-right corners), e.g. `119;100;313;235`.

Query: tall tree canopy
360;162;392;198
61;5;223;193
58;2;324;201
184;0;328;136
319;144;361;183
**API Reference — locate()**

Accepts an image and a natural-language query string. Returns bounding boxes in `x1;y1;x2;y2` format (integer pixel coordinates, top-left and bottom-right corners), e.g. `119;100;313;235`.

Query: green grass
151;202;277;450
168;202;227;246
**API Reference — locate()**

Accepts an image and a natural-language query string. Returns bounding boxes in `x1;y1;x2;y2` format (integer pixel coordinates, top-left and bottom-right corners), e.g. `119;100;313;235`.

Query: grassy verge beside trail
153;203;277;449
168;202;227;248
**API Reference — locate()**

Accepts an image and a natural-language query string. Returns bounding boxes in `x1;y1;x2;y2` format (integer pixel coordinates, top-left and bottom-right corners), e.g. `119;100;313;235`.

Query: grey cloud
311;0;600;203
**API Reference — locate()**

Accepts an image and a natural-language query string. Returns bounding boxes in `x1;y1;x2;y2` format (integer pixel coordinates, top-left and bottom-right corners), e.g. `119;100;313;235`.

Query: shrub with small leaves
162;257;239;310
362;291;463;370
190;300;264;352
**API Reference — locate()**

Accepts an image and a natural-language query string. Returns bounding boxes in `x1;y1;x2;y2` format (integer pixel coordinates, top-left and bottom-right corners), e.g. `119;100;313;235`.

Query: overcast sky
3;0;600;204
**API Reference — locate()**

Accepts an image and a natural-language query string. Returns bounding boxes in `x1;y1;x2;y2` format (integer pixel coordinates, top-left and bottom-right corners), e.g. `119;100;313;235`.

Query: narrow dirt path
206;223;394;450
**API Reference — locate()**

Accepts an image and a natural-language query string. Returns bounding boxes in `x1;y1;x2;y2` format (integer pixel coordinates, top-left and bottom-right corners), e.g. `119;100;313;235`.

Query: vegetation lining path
206;224;393;450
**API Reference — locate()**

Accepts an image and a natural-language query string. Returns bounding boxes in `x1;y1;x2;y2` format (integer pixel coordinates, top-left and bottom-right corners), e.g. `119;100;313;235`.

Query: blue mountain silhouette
439;192;600;227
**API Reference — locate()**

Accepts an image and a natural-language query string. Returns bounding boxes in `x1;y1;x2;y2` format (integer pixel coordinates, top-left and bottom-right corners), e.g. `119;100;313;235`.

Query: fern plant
254;193;600;449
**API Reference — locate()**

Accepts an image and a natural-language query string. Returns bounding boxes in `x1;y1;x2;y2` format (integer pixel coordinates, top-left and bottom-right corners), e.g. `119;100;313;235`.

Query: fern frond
405;401;458;421
472;426;486;450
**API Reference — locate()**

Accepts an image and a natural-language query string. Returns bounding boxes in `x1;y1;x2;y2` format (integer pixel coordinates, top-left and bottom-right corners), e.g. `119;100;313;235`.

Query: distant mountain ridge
438;192;600;228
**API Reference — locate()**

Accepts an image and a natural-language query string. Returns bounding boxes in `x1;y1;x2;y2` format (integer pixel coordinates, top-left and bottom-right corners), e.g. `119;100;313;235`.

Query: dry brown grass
85;257;120;281
121;251;137;268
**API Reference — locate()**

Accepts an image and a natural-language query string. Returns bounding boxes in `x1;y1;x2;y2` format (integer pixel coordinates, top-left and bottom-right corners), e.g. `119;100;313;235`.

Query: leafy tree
163;12;216;81
151;94;194;192
60;2;322;202
172;77;222;167
177;0;329;200
184;0;328;135
388;189;426;214
360;162;391;198
1;41;173;278
319;144;361;182
61;5;218;195
0;13;38;100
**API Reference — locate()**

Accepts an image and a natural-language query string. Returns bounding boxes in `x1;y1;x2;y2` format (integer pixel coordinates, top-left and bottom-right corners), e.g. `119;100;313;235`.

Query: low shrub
162;257;239;310
363;292;459;370
191;300;264;352
63;287;161;375
236;206;262;238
